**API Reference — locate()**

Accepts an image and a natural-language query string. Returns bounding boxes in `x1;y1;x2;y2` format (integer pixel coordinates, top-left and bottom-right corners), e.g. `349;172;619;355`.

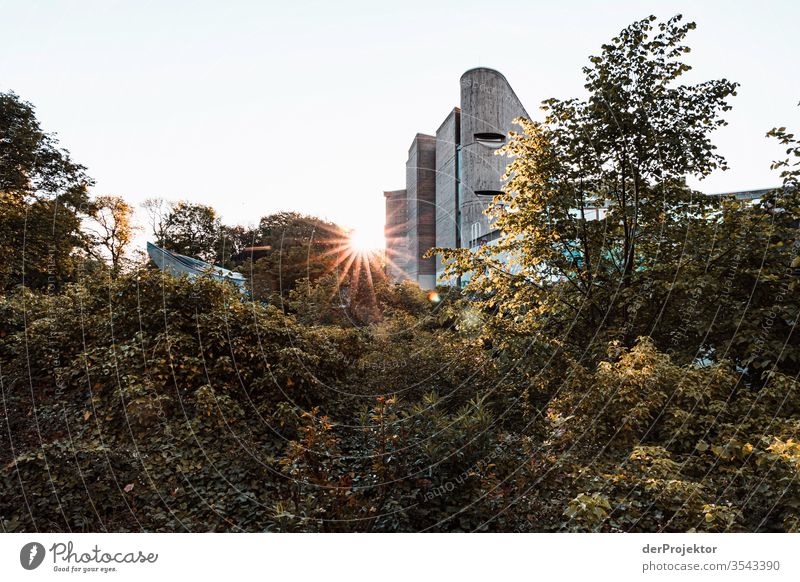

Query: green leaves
564;492;612;530
0;91;93;291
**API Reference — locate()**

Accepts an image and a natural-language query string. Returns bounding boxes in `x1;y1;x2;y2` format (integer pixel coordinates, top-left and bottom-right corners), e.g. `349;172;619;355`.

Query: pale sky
1;0;798;248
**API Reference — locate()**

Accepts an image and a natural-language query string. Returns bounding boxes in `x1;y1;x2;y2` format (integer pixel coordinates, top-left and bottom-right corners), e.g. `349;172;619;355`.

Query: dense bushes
2;269;800;532
542;340;800;532
0;269;499;531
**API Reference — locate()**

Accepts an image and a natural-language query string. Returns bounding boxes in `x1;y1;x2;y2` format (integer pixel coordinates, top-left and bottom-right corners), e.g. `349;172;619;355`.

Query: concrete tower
458;68;529;253
384;68;528;288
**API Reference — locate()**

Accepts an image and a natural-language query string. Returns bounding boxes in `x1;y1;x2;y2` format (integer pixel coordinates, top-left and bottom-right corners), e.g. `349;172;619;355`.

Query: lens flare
348;228;383;255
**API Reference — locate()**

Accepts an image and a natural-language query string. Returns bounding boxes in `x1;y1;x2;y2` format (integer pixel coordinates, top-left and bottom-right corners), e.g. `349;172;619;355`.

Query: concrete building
384;69;776;289
384;67;528;288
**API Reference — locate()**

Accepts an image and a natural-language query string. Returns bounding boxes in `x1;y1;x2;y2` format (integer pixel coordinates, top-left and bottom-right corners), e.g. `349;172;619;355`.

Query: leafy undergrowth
2;271;799;532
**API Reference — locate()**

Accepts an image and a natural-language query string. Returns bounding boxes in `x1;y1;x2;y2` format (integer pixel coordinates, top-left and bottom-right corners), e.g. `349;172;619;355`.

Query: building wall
435;108;460;281
405;133;437;288
384;189;409;281
459;68;528;247
384;68;528;289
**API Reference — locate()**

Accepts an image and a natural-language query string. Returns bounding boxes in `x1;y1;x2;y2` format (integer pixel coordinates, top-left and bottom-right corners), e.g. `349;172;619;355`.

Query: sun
347;227;384;254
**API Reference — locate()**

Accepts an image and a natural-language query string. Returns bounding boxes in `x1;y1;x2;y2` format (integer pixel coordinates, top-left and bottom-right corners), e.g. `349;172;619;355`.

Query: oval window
474;132;505;149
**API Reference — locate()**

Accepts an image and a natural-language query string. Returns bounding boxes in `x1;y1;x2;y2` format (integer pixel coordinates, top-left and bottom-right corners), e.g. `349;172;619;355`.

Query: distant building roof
146;242;247;288
708;188;776;200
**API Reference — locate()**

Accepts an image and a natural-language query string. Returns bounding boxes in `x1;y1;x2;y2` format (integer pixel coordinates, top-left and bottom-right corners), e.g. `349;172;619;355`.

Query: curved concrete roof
460;67;510;83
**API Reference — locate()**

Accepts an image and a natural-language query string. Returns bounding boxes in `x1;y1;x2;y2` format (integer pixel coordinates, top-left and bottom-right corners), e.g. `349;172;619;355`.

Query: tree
439;15;739;361
161;201;220;261
700;124;800;380
141;197;171;248
142;198;221;261
84;195;136;274
214;223;254;268
241;212;347;300
0;91;92;290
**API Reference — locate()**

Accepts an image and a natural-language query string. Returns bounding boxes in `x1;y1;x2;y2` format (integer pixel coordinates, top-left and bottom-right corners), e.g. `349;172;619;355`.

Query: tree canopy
0;91;93;290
